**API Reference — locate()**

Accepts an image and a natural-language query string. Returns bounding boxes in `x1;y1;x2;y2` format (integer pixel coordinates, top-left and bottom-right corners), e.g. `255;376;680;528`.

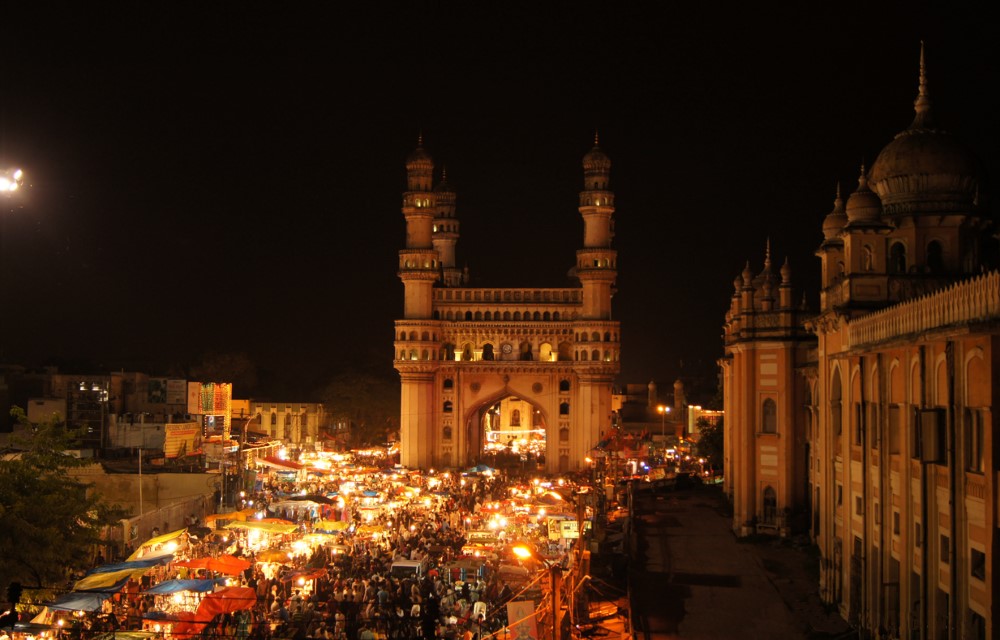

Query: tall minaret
433;167;463;287
399;136;440;319
570;134;620;471
576;133;617;319
396;136;440;470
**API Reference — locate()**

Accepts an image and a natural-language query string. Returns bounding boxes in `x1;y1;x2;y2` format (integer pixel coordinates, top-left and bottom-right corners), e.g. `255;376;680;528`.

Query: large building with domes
722;45;997;638
394;136;620;474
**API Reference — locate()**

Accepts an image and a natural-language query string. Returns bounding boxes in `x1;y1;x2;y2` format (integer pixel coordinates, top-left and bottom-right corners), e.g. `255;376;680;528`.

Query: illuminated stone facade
394;137;620;473
722;47;997;638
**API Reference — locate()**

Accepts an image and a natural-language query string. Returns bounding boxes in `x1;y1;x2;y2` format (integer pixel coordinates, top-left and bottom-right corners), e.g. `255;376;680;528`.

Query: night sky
2;4;998;400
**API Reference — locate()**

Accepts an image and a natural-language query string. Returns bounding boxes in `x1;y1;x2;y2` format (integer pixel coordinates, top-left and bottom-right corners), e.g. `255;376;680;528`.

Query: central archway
465;393;548;472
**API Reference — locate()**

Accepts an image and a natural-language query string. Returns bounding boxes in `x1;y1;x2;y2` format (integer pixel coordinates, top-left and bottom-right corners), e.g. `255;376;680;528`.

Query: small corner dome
821;189;847;240
845;172;882;223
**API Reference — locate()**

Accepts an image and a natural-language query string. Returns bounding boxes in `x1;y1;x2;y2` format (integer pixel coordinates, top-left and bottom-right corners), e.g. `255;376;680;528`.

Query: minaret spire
912;40;933;129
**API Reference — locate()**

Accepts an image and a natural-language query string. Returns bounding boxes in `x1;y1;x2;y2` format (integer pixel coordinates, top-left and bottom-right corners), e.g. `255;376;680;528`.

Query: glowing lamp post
512;543;562;640
657;404;671;439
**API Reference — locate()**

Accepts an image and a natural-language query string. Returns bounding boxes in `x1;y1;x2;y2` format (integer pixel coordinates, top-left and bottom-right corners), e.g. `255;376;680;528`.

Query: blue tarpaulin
86;556;174;575
47;591;113;612
144;578;226;594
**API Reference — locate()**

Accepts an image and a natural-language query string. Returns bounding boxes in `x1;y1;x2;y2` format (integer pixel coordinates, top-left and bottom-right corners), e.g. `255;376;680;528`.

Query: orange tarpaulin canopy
171;587;256;637
173;554;252;575
196;586;257;618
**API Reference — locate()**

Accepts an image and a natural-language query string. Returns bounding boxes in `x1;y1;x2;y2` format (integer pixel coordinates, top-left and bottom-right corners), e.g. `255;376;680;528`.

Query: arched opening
481;344;495;361
539;342;553;362
762;486;777;525
471;395;547;472
927;240;944;273
889;242;907;274
559;379;570;392
762;398;777;433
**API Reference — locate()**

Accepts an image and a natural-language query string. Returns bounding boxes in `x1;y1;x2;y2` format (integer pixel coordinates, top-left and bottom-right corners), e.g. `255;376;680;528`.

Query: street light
512;543;562;640
657;404;671;439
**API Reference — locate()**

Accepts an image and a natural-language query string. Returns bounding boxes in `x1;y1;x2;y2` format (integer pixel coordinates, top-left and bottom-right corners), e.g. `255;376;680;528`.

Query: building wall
724;50;997;637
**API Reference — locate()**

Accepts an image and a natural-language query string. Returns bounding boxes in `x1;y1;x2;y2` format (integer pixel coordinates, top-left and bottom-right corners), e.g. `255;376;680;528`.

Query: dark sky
1;3;998;400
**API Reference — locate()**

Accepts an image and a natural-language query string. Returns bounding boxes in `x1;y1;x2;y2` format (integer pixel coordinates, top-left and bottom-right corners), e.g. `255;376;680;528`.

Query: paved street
626;483;852;640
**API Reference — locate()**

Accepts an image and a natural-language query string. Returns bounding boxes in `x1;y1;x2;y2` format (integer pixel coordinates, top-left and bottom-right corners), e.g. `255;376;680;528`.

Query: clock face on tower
501;343;513;355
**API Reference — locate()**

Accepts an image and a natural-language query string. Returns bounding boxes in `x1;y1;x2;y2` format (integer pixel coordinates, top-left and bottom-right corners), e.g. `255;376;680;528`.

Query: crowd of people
66;464;579;640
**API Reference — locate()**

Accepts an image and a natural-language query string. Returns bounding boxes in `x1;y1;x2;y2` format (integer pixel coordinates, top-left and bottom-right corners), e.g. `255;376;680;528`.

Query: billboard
166;379;187;405
148;378;167;404
196;382;232;441
164;422;203;459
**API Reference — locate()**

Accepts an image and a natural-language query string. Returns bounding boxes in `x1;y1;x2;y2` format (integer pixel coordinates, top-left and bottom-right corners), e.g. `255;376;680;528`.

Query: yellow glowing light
164;541;179;553
511;545;532;560
298;577;306;586
172;593;183;605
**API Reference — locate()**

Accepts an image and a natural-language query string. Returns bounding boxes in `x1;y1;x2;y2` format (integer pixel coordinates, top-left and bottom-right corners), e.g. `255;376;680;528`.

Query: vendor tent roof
144;578;226;594
225;520;298;534
173;554;252;575
128;528;188;561
260;456;304;470
46;590;113;612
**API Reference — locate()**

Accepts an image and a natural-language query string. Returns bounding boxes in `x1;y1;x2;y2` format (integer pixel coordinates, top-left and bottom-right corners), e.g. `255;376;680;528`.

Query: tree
0;408;128;606
695;416;723;472
189;351;258;396
318;371;399;447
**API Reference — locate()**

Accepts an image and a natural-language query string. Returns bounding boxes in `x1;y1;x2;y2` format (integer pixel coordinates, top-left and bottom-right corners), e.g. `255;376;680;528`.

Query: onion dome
822;184;848;239
845;166;882;223
406;134;433;171
868;43;980;215
741;262;753;287
583;131;611;172
780;257;791;285
434;166;455;194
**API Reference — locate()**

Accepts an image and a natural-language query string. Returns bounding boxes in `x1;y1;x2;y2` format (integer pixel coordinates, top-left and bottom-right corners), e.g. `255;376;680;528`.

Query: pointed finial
780;256;791;285
912;40;932;127
441;165;447;181
765;237;772;263
836;182;842;200
594;129;600;146
417;131;424;147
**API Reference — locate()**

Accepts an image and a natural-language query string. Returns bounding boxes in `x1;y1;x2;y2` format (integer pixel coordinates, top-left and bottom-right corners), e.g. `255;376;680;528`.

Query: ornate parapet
846;271;1000;348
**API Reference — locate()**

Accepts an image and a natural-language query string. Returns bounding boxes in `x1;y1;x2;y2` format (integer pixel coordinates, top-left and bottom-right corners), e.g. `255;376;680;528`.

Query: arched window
474;311;483;321
443;426;452;440
762;398;777;433
465;311;473;321
889;243;907;274
543;311;551;321
552;312;560;321
762;487;777;524
443;378;454;389
511;409;521;426
409;331;417;340
559;379;570;392
399;331;406;340
559;402;569;416
421;331;429;340
482;344;494;361
533;312;541;321
503;311;511;320
462;345;474;361
513;311;521;321
443;401;453;413
580;351;588;361
591;349;600;361
592;332;600;342
270;413;277;426
831;368;843;436
484;311;492;321
927;240;944;273
604;332;611;342
285;414;292;426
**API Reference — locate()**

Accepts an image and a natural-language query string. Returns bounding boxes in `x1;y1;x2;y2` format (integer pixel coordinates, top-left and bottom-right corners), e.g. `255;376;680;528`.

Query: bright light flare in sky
1;168;24;192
